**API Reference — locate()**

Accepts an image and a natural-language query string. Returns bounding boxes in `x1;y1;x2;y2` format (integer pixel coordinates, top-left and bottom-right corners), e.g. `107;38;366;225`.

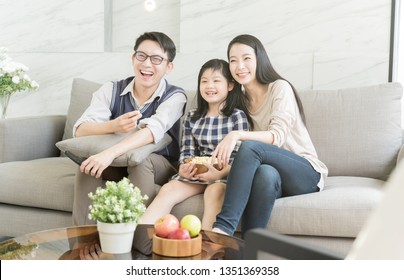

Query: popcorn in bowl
183;156;222;175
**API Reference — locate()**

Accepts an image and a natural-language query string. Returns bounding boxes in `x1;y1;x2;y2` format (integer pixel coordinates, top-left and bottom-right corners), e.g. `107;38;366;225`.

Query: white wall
0;0;392;118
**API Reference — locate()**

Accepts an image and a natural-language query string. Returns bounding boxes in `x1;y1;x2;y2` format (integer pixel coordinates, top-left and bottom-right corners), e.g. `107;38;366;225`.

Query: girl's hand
195;164;222;182
178;163;198;180
80;151;115;178
211;131;240;169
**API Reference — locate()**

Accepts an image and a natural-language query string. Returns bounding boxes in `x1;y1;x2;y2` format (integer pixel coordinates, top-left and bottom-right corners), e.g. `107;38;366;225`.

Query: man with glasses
72;31;187;225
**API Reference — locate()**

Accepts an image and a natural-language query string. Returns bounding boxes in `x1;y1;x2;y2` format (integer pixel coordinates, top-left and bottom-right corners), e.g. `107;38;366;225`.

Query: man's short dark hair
134;32;176;62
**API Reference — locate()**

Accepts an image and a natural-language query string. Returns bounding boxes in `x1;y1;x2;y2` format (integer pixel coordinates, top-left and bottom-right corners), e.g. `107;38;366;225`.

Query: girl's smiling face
199;68;234;112
228;43;257;87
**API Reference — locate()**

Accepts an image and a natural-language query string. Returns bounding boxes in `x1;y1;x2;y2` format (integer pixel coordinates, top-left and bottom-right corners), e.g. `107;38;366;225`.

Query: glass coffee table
0;224;244;260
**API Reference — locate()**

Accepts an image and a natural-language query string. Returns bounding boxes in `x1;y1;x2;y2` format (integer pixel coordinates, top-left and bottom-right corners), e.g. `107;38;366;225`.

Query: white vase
97;221;137;254
0;93;12;119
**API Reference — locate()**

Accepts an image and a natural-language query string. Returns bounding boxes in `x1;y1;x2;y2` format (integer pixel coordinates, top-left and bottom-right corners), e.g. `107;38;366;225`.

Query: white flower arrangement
0;47;39;96
88;177;148;224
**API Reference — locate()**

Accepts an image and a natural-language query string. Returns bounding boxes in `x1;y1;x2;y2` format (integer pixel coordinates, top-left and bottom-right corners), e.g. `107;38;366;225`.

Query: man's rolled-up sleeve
73;82;114;137
138;92;187;143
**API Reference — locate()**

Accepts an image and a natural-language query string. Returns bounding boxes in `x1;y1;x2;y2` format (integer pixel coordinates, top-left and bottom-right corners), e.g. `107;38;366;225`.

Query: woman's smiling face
228;43;257;87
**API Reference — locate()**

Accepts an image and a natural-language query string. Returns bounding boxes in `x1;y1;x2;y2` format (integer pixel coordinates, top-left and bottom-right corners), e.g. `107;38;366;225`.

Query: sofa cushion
62;78;102;140
56;132;172;167
268;176;385;238
0;157;76;212
300;83;403;180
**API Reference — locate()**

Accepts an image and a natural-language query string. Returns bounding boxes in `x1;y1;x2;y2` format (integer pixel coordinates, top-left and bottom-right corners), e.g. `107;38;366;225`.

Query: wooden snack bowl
152;234;202;257
192;164;210;175
184;158;222;175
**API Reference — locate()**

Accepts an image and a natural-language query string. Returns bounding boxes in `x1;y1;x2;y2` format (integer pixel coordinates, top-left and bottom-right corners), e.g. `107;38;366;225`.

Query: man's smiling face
132;39;173;92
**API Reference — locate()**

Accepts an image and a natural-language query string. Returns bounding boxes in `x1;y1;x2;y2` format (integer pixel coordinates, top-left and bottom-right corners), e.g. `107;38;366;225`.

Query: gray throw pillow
56;133;172;167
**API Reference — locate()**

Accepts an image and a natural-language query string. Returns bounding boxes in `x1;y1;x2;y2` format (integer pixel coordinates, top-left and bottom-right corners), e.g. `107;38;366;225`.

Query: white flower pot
97;221;137;254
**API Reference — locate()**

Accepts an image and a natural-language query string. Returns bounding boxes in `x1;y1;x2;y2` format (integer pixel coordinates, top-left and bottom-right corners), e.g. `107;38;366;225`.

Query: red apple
154;214;180;238
167;228;191;240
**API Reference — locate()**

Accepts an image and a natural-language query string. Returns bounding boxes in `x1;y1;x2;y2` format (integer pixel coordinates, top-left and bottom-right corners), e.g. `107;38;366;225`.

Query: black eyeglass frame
134;51;170;65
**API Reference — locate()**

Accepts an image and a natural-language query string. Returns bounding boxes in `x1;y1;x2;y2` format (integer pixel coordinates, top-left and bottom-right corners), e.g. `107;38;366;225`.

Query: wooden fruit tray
152;234;202;257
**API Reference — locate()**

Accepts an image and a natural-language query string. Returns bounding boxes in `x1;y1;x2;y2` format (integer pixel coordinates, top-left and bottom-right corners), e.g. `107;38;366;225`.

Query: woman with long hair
211;34;328;237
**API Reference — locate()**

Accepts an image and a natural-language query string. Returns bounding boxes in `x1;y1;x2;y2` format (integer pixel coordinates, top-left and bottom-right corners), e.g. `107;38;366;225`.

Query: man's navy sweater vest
109;77;186;162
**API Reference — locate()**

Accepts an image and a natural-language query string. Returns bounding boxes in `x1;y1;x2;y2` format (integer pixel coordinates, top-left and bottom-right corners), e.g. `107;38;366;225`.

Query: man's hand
111;111;142;133
80;150;116;178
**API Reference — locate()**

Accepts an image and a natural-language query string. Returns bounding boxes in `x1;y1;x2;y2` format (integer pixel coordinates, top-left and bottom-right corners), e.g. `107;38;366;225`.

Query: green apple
180;214;202;237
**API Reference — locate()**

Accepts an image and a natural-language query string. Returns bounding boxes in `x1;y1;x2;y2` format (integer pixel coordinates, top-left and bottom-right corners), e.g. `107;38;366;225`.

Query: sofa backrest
299;83;403;180
62;78;102;140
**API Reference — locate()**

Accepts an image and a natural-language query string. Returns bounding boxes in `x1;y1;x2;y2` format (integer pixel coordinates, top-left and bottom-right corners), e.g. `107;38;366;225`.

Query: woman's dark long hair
227;34;306;123
192;59;253;129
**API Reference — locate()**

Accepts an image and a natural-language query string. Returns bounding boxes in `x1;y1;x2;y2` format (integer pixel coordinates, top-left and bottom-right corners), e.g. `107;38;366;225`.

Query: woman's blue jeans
213;140;320;237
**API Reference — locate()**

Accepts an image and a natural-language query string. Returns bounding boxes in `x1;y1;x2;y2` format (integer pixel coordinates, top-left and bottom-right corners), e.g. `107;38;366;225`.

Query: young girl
140;58;251;230
212;34;328;237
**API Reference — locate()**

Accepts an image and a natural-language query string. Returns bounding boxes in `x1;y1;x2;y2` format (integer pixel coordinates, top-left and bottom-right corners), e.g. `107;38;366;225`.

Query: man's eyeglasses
134;51;169;65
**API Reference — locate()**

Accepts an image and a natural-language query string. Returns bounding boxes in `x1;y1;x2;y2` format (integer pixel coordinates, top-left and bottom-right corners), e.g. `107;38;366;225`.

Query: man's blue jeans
213;140;320;237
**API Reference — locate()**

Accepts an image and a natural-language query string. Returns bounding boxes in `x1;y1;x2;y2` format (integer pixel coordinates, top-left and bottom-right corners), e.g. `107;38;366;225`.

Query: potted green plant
88;177;148;254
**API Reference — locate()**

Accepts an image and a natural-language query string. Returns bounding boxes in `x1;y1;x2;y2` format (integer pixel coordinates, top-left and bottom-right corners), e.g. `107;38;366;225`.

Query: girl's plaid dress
171;108;249;184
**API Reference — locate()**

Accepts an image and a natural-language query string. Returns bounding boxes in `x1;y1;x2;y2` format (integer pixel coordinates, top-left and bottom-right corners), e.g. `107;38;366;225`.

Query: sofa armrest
0;115;66;163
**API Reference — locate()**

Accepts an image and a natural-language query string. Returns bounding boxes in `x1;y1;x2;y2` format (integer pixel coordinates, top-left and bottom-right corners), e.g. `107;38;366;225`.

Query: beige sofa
0;78;402;256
